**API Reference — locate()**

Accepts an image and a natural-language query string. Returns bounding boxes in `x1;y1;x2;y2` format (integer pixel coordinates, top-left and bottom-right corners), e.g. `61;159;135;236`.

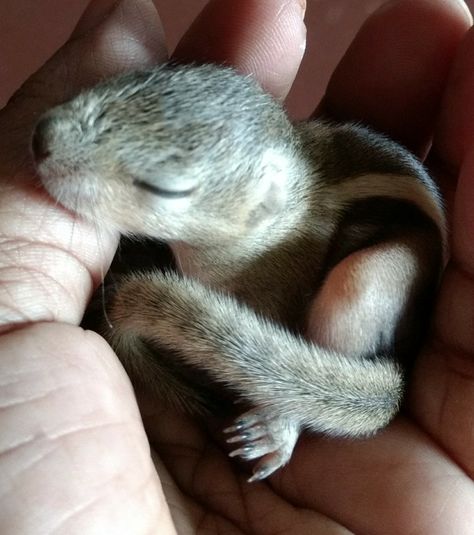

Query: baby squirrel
33;63;446;482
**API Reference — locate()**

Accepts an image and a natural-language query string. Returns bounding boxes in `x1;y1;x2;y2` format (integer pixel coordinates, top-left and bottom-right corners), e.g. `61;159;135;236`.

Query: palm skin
0;0;473;533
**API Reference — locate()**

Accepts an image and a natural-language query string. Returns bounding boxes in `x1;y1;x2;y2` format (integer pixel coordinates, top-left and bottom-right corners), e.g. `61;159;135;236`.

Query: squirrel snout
31;117;53;163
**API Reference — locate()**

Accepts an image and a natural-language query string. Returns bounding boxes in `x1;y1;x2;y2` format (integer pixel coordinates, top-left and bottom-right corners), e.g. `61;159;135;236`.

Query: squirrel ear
261;178;287;214
245;148;292;228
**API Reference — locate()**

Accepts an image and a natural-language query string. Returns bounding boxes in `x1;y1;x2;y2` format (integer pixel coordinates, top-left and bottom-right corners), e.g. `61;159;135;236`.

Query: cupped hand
1;1;473;534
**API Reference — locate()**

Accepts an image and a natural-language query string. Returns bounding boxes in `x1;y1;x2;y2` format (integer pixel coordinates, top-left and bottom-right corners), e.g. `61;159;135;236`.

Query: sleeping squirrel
32;63;446;482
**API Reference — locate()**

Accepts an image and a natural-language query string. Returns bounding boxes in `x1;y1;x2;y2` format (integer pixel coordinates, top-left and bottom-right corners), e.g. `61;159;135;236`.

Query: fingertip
173;0;307;100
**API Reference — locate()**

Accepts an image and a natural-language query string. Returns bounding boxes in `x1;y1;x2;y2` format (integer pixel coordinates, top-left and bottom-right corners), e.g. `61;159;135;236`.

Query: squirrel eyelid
133;179;196;198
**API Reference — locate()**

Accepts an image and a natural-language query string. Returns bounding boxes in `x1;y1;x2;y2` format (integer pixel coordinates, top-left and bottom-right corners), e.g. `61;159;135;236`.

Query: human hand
1;1;473;534
0;0;304;533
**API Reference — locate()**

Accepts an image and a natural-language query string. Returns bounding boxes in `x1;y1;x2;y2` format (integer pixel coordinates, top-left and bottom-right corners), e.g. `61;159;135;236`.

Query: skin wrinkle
0;265;76;310
1;448;64;511
0;433;56;473
248;495;307;535
0;306;31;331
0;358;69;385
1;380;142;445
0;260;89;326
48;463;158;535
0;198;117;291
0;387;67;411
157;437;250;529
46;418;141;441
0;376;34;389
4;424;161;534
6;444;64;490
162;462;215;533
0;194;116;265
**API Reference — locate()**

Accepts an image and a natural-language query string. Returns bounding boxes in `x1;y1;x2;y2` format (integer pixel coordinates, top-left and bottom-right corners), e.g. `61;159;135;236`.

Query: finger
432;27;474;172
322;0;472;153
0;323;176;534
407;24;474;475
172;0;307;100
409;147;474;475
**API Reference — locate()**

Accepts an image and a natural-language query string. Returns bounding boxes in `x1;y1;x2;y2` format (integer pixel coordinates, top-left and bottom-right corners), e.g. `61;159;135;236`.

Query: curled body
33;63;446;481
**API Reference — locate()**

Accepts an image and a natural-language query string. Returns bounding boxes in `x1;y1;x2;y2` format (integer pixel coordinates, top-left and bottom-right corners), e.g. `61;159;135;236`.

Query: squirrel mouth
134;179;197;198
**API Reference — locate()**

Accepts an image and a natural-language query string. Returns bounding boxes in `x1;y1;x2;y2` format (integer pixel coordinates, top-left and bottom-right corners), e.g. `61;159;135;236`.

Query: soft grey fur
33;63;446;481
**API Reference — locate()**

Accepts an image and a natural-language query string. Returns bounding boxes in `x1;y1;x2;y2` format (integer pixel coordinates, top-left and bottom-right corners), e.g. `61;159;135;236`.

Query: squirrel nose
31;117;53;163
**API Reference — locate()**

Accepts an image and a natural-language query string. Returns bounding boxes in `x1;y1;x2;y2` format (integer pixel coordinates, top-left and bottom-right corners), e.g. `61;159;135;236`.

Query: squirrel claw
225;407;300;481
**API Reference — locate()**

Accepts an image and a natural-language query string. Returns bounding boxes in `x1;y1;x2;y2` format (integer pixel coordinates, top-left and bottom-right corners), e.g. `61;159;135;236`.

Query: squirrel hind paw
224;407;300;482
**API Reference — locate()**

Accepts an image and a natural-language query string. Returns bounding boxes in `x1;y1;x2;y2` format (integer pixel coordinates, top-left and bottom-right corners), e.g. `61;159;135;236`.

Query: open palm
1;1;473;533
